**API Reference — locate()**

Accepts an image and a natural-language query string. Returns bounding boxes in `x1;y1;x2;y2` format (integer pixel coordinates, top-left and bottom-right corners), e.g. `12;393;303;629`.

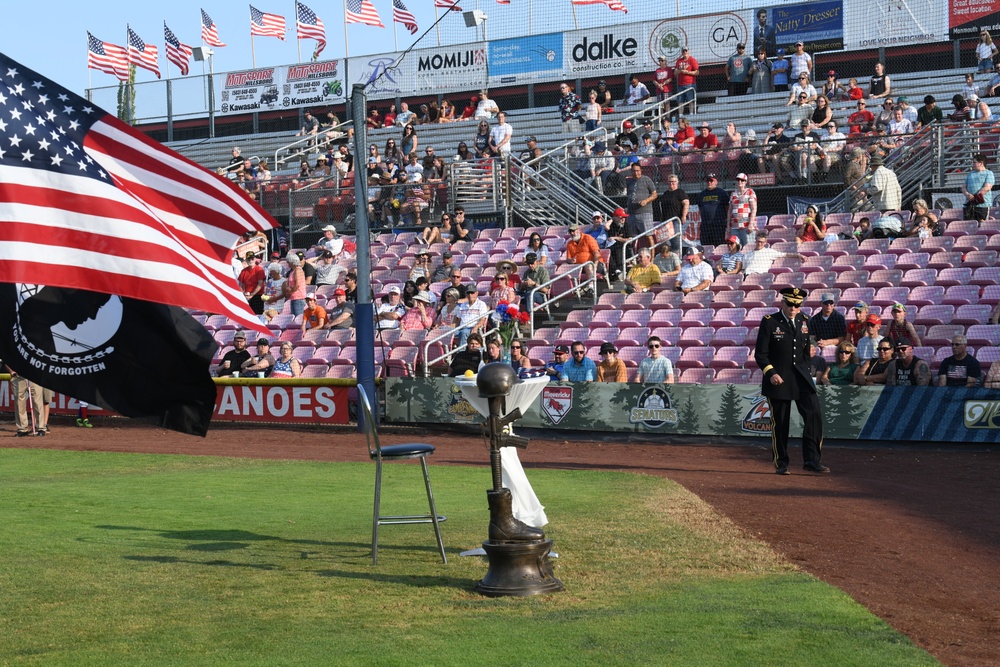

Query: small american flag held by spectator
250;5;286;40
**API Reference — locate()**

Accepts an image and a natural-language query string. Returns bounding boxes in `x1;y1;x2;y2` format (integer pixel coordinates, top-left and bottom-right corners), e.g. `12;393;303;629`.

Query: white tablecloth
454;375;549;527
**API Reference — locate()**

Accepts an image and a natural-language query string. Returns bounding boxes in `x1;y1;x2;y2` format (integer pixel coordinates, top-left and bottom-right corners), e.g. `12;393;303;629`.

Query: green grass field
0;449;938;666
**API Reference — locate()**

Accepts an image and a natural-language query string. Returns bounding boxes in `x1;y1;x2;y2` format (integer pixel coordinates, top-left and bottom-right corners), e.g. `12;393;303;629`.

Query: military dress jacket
754;311;817;400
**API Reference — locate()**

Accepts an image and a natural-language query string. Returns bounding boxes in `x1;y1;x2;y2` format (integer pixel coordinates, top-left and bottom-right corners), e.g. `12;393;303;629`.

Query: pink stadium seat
888;237;920;255
978;347;1000;365
803;289;842;308
942;285;980;306
710;346;750;369
326;364;356;379
966;324;1000;347
971;267;1000;287
963;250;999;269
936;268;973;287
858;238;890;256
768;257;803;275
842;287;876;305
923;325;966;347
712;307;747;328
652;291;684;309
650;327;682;347
741;273;775;291
767;228;798;243
953;304;992;326
797;241;826;258
750;369;764;384
900;269;937;288
745;307;775;324
680;291;714;310
715;368;753;384
771;271;806;292
300;365;328;378
743;326;760;347
928;251;964;270
743;289;778;309
872;286;909;308
825;212;853;226
711;273;745;293
586;327;620;348
616;346;647;367
953;235;988;254
824;239;859;258
649;310;683;328
863;253;897;271
616;327;649;348
913;305;955;327
712;326;748;347
678;368;716;384
862;270;898;290
939;208;965;221
831;255;865;273
980;220;1000;236
676;348;715;369
678;326;715;348
620;310;653;328
909;286;945;306
834;270;869;290
589;310;623;329
802;271;836;292
921;236;955;255
555;327;590;346
621;292;655;311
767;214;796;229
712;290;745;308
560;310;593;329
679;308;713;328
894;252;929;271
944;220;979;238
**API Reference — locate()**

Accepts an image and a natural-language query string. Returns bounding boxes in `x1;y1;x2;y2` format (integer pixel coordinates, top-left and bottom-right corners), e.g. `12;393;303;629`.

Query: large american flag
250;5;286;40
295;2;326;57
164;23;193;76
345;0;385;28
201;9;227;47
392;0;418;35
435;0;462;11
0;52;276;333
127;27;161;79
571;0;628;13
87;33;128;81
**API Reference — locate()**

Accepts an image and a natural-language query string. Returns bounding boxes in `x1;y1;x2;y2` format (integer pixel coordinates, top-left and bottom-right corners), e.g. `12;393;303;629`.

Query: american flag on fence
0;51;276;333
571;0;628;13
250;5;286;39
345;0;385;28
295;2;326;57
201;9;227;47
392;0;418;35
87;33;128;81
164;23;193;76
127;27;160;79
435;0;462;10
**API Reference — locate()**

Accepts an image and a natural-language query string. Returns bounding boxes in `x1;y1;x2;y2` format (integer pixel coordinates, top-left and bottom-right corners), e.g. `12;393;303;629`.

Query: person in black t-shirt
695;175;728;246
658;173;689;251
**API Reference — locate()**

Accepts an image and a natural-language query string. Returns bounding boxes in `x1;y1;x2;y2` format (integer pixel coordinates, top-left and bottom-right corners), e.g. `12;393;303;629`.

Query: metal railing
273;120;354;169
420;324;499;377
527;261;597;337
620;217;683;274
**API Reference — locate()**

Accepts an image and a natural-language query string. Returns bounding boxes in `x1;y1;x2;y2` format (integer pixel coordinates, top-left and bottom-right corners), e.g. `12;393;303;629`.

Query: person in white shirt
395;102;416;126
787;73;817;105
820;121;847;176
489;111;513;156
474;90;500;121
452;286;491;348
896;96;918;124
789;41;812;79
868;155;902;212
887;108;915;139
742;232;803;274
674;247;714;293
624;73;651;105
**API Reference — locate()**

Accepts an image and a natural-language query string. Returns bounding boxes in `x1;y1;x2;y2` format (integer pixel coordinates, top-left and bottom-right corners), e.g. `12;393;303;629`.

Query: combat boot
487;488;545;543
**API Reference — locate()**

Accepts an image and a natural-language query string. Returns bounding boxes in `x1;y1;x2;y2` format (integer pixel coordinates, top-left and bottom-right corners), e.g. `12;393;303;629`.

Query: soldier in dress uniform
754;287;829;475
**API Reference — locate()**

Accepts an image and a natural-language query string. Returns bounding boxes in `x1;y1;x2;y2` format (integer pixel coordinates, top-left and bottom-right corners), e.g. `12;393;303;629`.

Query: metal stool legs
371;454;447;565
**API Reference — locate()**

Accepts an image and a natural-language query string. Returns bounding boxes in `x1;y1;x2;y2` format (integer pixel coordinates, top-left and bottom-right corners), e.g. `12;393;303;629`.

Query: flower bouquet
494;301;531;351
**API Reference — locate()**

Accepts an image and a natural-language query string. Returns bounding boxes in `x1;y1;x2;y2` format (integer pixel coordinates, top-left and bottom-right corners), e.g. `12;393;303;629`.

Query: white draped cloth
454;376;549;528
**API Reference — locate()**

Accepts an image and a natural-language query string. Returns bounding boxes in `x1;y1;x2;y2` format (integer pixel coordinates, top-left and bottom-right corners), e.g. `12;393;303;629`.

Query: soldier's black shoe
15;431;31;437
775;466;790;475
803;463;830;474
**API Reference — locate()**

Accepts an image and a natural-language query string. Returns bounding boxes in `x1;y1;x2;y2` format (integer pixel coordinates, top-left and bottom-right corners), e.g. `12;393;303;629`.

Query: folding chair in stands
358;387;447;566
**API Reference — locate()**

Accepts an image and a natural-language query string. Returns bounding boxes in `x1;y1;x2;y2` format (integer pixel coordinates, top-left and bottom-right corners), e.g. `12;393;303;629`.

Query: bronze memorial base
474;539;564;597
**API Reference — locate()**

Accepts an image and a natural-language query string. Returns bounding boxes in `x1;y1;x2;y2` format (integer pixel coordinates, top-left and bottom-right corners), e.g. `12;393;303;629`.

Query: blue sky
0;1;688;97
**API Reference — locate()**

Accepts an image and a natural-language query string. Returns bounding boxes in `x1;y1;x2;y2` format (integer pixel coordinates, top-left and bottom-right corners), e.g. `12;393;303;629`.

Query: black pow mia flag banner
0;284;218;437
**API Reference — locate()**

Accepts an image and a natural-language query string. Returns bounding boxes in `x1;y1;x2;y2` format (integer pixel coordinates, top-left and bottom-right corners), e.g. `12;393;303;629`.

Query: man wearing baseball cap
302;293;328;333
808;292;847;349
586;210;610;248
675;46;699;116
241;339;276;377
606;207;630;282
326;288;355;330
754;287;828;475
376;286;406;331
728;172;757;245
216;330;251;377
545;345;570;381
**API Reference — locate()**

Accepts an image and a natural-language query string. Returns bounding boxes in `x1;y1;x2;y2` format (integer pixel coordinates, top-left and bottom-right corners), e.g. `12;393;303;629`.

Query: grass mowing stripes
0;449;938;666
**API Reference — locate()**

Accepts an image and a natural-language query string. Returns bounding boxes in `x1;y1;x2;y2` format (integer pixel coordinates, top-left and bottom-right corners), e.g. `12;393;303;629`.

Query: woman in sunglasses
509;340;532;372
855;340;895;385
473;121;492;159
823;341;859;386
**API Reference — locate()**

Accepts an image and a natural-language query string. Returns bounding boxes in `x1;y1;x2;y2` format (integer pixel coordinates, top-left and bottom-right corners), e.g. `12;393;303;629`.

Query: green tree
676;393;700;434
116;65;137;124
711;383;743;435
821;385;869;438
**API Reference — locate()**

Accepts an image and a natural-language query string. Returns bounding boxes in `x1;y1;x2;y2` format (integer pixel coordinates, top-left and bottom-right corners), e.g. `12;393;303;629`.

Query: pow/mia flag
0;284;218;437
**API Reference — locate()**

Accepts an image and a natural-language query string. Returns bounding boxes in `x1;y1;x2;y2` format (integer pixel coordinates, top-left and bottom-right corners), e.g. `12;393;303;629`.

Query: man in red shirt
675;47;700;115
847;99;875;134
565;222;601;294
693;122;719;150
237;251;266;316
653;55;674;118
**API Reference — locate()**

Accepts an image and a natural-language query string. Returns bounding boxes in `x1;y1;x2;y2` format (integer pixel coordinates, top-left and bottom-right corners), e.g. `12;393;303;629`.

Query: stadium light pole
350;83;377;427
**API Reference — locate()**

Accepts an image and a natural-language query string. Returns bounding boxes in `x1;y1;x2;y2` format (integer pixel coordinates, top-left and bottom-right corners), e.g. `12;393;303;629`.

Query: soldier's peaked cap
780;287;807;306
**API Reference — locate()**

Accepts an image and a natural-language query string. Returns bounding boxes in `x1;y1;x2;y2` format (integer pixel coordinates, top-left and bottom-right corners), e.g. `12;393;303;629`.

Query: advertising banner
347;52;407;101
564;23;648;77
409;43;489;93
0;381;350;425
489;33;564;85
282;59;345;108
647;13;750;67
844;0;945;49
219;66;282;115
386;378;1000;443
949;0;1000;38
760;1;844;54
